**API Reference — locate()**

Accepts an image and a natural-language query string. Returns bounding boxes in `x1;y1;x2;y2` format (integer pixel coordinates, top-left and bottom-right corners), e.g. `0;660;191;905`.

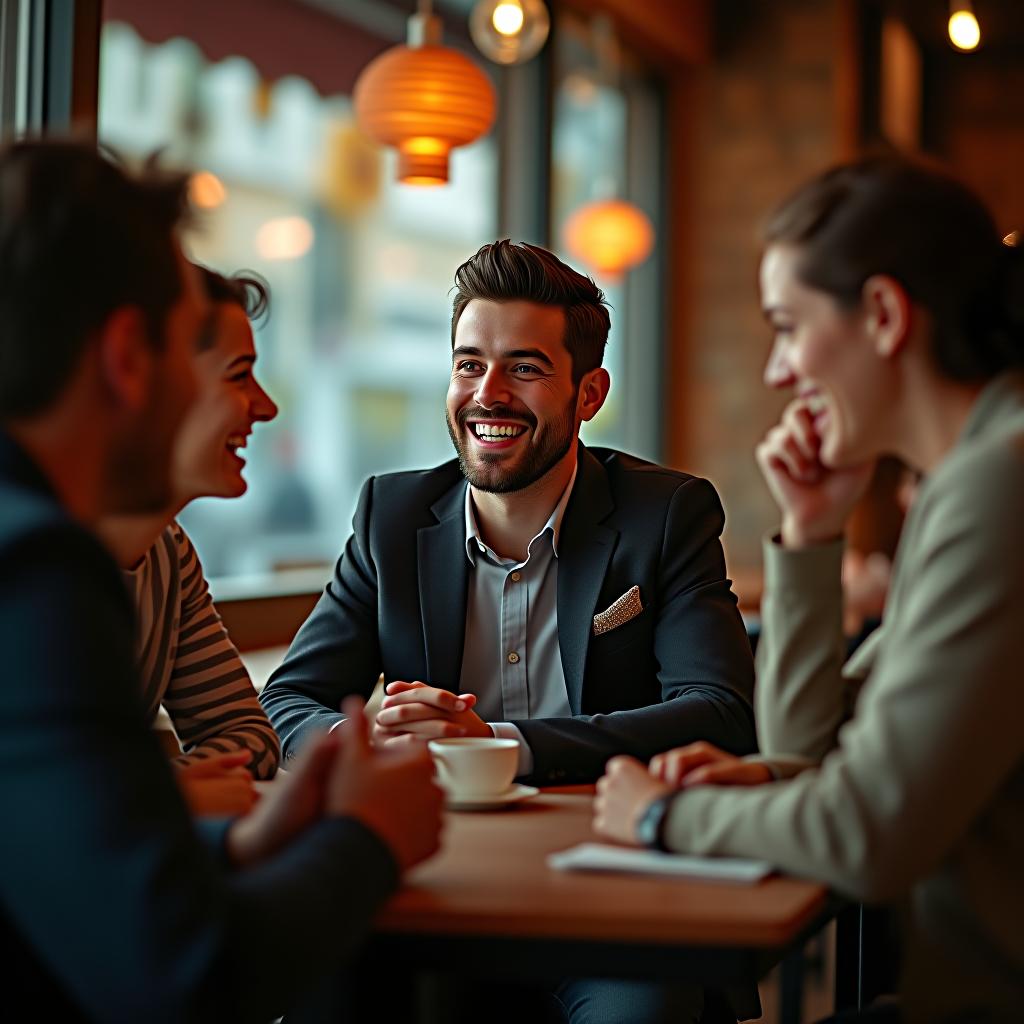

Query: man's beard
102;382;185;515
446;395;577;494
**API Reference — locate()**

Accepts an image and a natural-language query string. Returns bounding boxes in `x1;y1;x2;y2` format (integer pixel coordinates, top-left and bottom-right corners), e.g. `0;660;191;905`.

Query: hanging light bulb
560;18;655;281
354;0;496;185
470;0;550;66
948;2;981;51
563;198;654;281
492;3;524;35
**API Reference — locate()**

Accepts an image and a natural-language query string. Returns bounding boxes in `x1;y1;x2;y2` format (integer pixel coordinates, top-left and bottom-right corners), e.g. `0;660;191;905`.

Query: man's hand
593;756;673;846
227;697;444;872
328;696;445;871
650;742;773;788
226;732;340;867
175;752;258;817
372;680;491;746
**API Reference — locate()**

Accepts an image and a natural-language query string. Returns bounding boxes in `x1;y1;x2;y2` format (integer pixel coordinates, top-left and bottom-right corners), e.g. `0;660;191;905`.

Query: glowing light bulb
189;171;226;210
948;9;980;51
492;1;524;36
563;199;655;280
470;0;549;65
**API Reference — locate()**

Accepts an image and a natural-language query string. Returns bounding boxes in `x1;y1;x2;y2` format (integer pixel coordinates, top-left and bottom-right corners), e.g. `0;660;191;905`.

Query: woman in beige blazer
594;157;1024;1024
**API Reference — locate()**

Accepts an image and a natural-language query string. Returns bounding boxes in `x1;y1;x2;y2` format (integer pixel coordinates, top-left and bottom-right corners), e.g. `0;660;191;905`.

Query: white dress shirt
460;464;577;775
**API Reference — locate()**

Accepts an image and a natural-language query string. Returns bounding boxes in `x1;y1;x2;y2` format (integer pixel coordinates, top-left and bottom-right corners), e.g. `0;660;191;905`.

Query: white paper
547;843;773;884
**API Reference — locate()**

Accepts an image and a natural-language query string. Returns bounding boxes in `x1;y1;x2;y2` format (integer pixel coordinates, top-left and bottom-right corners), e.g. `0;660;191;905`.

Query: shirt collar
464;460;579;566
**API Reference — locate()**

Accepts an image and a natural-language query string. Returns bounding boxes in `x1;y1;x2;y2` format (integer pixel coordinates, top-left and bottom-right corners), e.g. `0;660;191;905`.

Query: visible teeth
804;395;827;415
473;424;525;438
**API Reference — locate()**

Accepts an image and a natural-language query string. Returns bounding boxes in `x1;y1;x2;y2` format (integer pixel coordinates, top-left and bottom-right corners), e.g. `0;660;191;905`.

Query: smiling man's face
446;298;580;494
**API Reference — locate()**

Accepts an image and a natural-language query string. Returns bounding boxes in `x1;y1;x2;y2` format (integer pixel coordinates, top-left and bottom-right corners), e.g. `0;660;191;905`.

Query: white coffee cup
428;737;519;799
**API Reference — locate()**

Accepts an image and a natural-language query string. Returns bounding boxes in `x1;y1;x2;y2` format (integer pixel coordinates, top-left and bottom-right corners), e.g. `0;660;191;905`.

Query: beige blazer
664;372;1024;1024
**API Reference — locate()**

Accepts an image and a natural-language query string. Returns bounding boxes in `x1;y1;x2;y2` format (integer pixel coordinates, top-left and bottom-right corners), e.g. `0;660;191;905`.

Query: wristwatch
635;793;677;852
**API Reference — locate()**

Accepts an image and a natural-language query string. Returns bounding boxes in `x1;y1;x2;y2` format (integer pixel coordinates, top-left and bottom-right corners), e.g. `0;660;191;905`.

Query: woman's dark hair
763;155;1024;381
0;139;190;418
451;239;611;384
195;266;270;324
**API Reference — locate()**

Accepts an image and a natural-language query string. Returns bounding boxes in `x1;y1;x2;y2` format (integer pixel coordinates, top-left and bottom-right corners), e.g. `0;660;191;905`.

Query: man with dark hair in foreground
0;139;442;1022
263;239;758;1022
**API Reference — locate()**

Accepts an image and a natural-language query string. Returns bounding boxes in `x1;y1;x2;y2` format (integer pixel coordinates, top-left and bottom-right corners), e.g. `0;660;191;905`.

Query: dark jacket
0;432;397;1023
264;444;756;783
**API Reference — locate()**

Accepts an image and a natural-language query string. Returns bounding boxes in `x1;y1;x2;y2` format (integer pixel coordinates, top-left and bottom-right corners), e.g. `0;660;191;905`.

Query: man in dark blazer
265;442;756;785
262;240;758;1023
0;140;442;1022
264;241;755;786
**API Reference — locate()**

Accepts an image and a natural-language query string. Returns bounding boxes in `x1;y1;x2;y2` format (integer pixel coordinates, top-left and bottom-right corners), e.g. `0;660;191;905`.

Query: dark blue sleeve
0;528;398;1023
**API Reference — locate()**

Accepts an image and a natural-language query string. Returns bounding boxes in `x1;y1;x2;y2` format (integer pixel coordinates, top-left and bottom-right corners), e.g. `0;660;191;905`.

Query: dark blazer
264;444;756;783
0;433;397;1023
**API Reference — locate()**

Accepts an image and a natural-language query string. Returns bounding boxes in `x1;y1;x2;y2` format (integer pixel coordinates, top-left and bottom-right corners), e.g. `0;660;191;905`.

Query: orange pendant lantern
354;4;497;186
563;198;655;280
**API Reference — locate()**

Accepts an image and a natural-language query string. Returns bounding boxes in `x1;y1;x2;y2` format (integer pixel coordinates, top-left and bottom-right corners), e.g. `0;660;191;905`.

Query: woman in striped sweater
99;266;280;813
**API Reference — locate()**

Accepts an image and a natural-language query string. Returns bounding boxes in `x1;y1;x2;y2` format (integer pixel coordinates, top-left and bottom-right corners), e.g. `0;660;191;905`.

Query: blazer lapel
417;481;469;691
558;444;617;712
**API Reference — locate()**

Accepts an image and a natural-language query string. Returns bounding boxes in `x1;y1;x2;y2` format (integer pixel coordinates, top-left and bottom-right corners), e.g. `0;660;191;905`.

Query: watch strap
636;792;676;852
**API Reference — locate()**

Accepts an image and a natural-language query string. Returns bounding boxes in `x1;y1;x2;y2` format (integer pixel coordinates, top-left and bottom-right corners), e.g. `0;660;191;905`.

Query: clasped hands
593;742;774;846
226;695;443;873
371;680;494;746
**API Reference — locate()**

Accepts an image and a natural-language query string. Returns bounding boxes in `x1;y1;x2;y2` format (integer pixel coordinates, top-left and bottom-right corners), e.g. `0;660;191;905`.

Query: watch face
638;795;670;850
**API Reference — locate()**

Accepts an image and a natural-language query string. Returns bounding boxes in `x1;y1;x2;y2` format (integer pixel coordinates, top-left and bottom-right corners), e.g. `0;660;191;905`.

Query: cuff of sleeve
763;531;845;596
661;786;730;855
489;722;534;777
317;816;401;889
195;817;236;865
282;715;346;764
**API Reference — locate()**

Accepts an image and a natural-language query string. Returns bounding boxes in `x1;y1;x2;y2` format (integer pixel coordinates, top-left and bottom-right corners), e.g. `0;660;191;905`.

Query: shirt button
510;571;522;582
507;652;520;664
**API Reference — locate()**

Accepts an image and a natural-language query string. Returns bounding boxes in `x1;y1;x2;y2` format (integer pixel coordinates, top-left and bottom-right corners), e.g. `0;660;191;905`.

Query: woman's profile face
759;243;890;469
170;302;278;504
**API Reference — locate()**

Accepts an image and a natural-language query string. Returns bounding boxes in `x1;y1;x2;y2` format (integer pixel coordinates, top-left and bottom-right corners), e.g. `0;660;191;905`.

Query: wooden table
343;787;839;1022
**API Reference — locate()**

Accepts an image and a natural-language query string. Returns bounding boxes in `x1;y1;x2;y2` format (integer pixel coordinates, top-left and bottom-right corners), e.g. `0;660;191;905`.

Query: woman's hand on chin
756;399;874;548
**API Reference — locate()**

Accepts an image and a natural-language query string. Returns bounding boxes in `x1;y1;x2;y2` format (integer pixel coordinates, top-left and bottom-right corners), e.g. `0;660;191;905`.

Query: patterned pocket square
592;585;644;637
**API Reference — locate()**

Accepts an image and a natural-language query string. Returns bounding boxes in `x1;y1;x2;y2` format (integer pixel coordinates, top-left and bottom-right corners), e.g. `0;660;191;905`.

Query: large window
99;11;497;583
91;1;667;592
551;11;665;463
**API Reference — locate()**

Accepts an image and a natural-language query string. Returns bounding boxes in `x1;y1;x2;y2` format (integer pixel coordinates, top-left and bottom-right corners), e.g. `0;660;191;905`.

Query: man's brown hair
451;240;611;383
0;140;190;419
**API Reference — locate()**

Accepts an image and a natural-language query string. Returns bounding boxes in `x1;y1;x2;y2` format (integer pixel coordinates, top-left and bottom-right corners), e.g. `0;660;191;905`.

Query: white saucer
445;783;540;811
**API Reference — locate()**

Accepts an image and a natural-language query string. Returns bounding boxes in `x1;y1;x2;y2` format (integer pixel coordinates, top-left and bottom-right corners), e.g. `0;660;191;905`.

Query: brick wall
667;0;845;584
938;57;1024;238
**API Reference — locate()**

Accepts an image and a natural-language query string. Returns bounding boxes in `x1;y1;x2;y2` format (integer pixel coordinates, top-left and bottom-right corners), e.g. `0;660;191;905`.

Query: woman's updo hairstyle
763;155;1024;382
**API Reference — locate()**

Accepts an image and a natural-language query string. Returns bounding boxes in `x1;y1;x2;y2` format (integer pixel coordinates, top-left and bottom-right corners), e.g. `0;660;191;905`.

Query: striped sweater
125;522;280;778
